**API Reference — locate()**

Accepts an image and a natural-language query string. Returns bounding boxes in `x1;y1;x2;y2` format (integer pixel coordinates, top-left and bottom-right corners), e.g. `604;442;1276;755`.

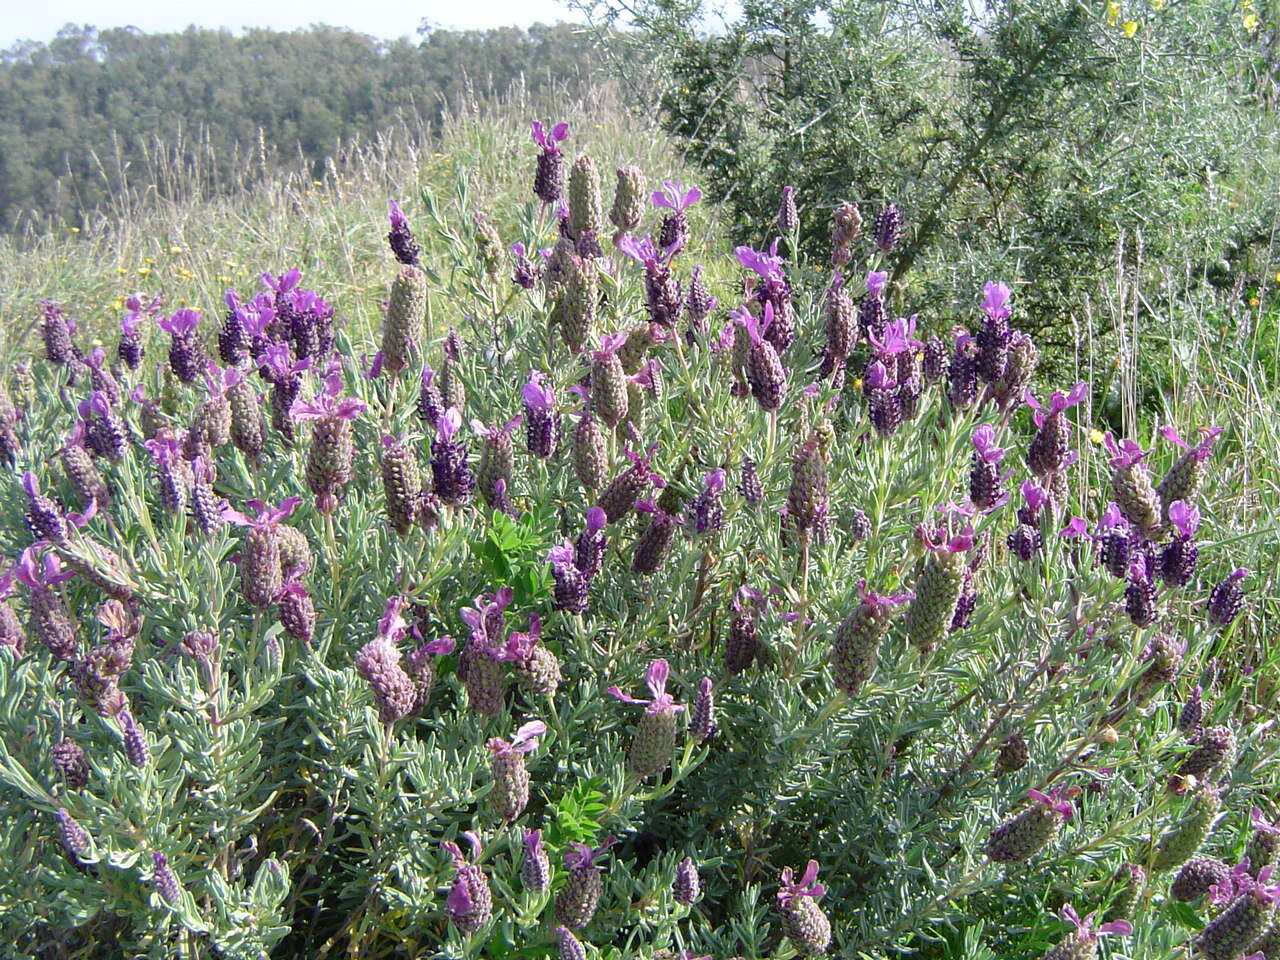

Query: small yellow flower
1249;296;1260;308
224;259;238;267
70;226;80;233
116;267;128;276
112;297;125;310
1244;11;1259;29
1122;19;1139;37
217;274;233;283
169;246;183;255
1273;271;1280;284
1089;428;1106;445
853;378;864;391
312;179;323;186
136;266;151;276
1106;1;1122;25
432;152;444;159
144;257;155;264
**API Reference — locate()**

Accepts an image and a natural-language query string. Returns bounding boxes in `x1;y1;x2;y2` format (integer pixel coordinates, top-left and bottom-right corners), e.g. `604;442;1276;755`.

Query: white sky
0;0;585;48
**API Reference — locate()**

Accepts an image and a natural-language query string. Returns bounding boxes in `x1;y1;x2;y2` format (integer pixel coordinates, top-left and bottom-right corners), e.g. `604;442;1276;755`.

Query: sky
0;0;584;48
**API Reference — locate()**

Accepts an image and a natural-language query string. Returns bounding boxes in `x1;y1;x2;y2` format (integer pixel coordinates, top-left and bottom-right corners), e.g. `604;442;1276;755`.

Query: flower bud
383;266;428;374
994;733;1029;776
487;720;545;821
573;412;608;492
52;738;90;789
560;255;599;353
568;155;604;255
1171;856;1230;902
777;860;831;956
355;636;416;724
690;679;716;741
555;838;614;930
228;376;265;460
1152;785;1220;872
151;851;181;904
120;710;149;768
985;787;1078;863
522;829;552;893
1176;725;1235;783
443;834;492;934
674;856;701;906
903;529;973;652
57;808;91;862
610;165;646;241
1207;569;1247;626
873;202;903;252
830;583;911;696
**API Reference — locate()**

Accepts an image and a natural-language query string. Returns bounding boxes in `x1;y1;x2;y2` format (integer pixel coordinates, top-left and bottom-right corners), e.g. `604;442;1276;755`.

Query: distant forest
0;23;602;230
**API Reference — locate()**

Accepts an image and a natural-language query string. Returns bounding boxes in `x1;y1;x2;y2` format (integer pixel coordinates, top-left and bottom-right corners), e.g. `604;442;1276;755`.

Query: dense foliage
0;22;600;231
581;0;1279;357
0;108;1276;960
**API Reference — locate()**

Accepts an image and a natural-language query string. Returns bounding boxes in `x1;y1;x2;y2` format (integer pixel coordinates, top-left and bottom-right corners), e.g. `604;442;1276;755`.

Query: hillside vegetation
0;28;1277;960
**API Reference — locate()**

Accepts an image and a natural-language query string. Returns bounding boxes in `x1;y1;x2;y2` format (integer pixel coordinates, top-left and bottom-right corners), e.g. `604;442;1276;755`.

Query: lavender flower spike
1159;499;1201;586
687;467;727;537
1024;381;1088;478
555;835;616;929
968;424;1007;511
442;831;492;934
690;677;716;741
387;200;420;266
652;180;700;254
777;860;831;956
431;407;476;506
1208;568;1248;626
522;828;552;892
609;658;684;778
531;121;569;205
1046;903;1131;958
487;719;546;821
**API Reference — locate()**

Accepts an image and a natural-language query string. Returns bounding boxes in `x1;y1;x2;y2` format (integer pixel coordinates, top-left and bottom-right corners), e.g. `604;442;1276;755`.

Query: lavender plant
0;117;1273;960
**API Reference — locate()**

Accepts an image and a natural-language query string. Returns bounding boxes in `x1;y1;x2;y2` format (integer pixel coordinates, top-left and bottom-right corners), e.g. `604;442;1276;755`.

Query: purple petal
607;685;647;705
439;407;462;441
645;658;670;700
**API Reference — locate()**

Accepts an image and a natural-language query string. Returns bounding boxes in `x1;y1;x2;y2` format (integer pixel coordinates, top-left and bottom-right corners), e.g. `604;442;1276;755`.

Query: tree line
0;22;601;230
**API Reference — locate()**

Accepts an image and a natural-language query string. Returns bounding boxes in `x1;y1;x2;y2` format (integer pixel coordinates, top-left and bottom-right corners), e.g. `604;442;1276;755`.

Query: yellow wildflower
69;226;80;233
1249;296;1260;308
1122;20;1138;37
136;267;151;277
1089;428;1106;445
1244;11;1259;29
1106;1;1122;25
169;246;183;255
